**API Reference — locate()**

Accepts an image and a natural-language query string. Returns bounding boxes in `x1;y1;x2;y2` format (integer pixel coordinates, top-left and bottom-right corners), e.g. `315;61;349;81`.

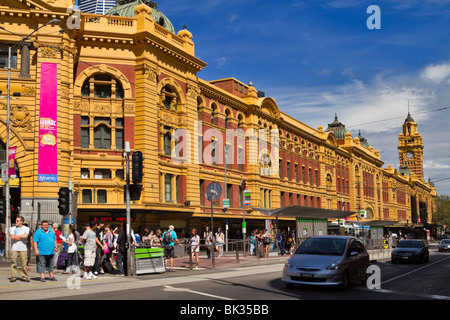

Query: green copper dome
325;114;349;140
106;0;175;33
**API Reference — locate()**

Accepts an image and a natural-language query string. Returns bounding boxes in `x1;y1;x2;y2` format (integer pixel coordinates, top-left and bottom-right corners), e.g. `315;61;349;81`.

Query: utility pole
124;141;133;276
5;47;11;259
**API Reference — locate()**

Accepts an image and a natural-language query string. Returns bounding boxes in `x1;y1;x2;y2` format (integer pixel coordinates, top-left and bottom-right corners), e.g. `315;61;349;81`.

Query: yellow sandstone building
0;0;436;238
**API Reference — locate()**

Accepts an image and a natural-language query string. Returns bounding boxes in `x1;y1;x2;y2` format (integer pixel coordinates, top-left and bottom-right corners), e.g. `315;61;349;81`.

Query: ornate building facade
0;0;436;236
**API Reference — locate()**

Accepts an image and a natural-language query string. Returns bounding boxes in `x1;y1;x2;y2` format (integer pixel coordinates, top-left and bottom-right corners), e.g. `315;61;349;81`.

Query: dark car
391;239;429;264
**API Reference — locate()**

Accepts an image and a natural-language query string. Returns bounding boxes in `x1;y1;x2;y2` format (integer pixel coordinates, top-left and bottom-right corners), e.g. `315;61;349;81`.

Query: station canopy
251;206;356;220
346;220;399;227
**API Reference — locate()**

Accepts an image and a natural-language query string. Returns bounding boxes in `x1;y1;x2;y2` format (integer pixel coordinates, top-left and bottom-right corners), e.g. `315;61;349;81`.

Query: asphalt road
56;251;450;301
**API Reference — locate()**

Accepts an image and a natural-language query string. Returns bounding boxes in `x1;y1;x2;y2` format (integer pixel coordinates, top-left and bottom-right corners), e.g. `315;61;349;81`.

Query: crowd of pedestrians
249;228;297;257
5;218;294;282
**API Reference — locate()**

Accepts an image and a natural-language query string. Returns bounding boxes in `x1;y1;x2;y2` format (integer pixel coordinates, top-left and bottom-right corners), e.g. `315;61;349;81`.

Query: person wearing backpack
162;225;182;272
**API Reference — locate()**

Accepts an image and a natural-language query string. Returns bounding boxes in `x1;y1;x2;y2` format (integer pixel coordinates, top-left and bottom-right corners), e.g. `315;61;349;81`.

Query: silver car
282;236;370;289
438;239;450;252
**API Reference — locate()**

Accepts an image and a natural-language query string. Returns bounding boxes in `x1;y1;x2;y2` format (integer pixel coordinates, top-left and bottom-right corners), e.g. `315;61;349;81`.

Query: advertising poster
38;63;58;182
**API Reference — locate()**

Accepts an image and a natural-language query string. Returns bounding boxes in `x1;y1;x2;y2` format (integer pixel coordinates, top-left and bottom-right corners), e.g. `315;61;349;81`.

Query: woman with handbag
262;229;272;258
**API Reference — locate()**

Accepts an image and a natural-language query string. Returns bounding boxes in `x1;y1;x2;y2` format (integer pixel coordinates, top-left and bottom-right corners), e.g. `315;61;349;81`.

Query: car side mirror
348;251;358;257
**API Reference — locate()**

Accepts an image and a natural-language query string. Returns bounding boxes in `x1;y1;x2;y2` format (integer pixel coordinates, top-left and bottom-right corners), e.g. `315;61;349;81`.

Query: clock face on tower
405;151;415;159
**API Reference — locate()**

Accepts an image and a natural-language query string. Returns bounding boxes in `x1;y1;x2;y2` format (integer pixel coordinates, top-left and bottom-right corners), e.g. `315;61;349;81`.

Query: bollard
189;245;193;271
235;249;239;264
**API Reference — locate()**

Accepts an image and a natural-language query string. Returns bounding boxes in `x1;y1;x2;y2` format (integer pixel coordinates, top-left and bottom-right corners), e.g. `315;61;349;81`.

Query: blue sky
163;0;450;196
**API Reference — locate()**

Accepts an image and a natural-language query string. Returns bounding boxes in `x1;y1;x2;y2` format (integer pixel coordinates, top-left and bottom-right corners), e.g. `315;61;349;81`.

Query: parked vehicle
438;239;450;252
282;236;370;290
391;239;429;264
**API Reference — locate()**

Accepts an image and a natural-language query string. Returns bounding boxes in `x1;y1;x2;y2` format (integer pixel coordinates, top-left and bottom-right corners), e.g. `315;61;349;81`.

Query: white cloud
421;63;450;83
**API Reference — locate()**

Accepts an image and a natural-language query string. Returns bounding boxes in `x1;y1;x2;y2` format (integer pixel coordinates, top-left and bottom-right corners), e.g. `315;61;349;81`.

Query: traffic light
57;187;70;216
131;151;143;184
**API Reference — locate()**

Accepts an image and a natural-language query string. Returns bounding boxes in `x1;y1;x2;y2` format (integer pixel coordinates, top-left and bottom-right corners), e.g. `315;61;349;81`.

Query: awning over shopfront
346;220;399;227
252;206;356;220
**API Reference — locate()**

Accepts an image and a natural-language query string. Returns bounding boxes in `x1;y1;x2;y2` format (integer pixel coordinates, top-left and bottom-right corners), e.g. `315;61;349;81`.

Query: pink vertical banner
8;146;17;176
38;63;58;182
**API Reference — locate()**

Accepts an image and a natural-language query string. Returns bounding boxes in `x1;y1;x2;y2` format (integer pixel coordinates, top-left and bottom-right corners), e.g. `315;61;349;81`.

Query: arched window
237;114;243;129
161;86;178;111
211;104;217;125
225;109;231;129
164;130;172;156
81;74;124;99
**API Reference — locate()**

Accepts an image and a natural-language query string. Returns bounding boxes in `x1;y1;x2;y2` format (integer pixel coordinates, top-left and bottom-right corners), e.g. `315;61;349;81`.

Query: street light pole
4;47;11;259
124;141;132;276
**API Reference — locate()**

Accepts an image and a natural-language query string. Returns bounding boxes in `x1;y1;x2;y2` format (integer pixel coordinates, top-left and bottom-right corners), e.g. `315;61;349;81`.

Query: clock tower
398;113;424;181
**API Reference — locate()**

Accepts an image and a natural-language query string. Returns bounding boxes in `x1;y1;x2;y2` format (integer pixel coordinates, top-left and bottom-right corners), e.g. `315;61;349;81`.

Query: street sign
1;163;7;182
206;182;222;202
223;199;230;208
360;210;367;218
244;190;251;206
242;221;247;234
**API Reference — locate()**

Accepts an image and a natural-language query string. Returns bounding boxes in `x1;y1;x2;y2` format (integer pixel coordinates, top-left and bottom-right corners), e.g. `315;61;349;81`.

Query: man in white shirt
10;216;30;282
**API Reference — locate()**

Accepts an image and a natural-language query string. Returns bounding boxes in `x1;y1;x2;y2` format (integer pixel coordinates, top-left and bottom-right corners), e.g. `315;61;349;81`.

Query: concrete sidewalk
0;249;391;297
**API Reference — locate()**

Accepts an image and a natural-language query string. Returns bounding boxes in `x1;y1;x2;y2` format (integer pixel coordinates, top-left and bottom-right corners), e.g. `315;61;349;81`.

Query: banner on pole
8;146;16;176
38;63;58;182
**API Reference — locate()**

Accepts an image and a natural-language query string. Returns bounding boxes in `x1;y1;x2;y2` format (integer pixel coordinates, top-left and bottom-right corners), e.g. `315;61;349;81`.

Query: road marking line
382;255;450;285
163;285;235;300
357;287;450;300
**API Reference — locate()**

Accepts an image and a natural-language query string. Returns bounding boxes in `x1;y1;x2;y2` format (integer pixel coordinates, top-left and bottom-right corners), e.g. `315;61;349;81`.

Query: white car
282;236;370;290
438;239;450;252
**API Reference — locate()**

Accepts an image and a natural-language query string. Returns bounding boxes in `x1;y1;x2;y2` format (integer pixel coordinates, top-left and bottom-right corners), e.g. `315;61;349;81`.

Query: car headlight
326;260;341;270
285;260;292;268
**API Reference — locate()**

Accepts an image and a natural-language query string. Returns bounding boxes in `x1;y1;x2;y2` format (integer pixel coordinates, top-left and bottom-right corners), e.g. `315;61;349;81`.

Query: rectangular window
0;45;17;69
302;166;305;183
94;125;111;149
279;159;283;179
80;169;89;179
94;169;111;179
97;190;107;204
82;189;92;204
164;174;173;203
287;162;290;180
81;116;90;148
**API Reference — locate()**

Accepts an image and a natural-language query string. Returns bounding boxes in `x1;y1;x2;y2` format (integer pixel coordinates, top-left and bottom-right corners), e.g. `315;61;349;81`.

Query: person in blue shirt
33;220;57;282
162;225;182;272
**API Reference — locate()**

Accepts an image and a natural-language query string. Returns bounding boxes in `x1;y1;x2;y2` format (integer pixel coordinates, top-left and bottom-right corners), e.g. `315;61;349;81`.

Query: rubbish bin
135;247;165;275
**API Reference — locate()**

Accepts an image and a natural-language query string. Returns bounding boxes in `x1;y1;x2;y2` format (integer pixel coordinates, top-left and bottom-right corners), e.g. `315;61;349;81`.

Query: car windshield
441;239;450;244
296;238;347;256
398;241;422;248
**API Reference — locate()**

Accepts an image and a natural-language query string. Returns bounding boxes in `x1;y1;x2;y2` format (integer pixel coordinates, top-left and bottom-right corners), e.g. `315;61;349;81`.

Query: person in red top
52;223;63;267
